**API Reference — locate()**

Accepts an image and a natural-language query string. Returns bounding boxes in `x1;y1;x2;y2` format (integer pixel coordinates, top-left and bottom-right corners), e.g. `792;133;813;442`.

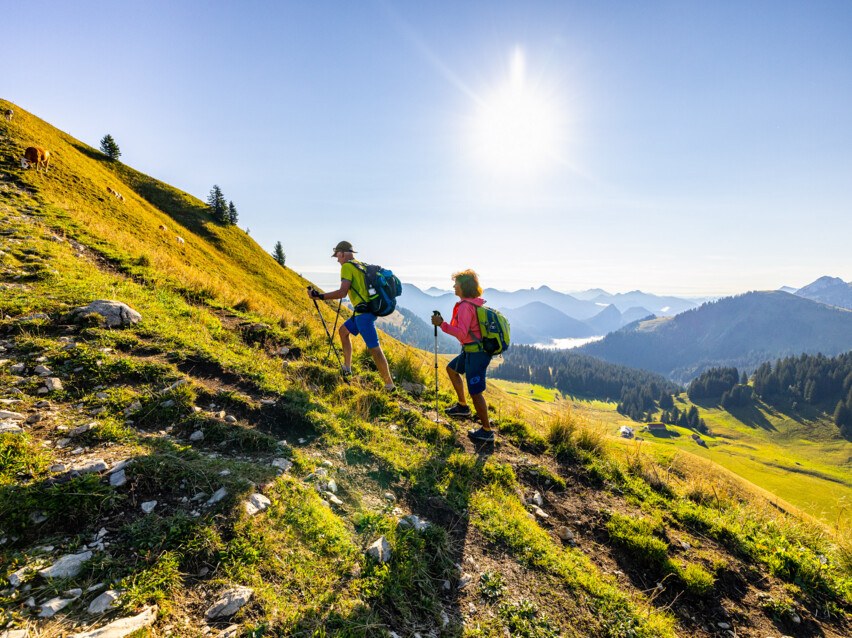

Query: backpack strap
345;260;369;305
460;300;484;351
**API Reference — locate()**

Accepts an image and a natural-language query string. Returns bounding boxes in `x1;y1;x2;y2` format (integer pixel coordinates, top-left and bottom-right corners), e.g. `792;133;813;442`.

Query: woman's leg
446;365;467;405
471;392;491;430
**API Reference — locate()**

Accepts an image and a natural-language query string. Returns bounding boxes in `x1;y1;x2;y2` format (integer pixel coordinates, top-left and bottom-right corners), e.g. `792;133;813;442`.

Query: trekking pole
309;287;349;383
325;299;342;361
433;311;440;422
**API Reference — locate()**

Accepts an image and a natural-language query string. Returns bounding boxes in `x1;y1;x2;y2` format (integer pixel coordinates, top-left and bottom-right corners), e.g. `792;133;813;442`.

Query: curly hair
452;269;482;298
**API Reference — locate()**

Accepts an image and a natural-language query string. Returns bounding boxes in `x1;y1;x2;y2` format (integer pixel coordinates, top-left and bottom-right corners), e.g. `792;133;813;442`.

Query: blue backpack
350;262;402;317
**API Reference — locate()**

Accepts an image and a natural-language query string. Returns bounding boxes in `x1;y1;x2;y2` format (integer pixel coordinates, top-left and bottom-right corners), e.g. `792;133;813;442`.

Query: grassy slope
2;100;852;638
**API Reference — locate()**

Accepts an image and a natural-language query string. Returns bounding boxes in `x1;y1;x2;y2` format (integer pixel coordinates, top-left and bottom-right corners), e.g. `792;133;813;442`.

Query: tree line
493;345;681;420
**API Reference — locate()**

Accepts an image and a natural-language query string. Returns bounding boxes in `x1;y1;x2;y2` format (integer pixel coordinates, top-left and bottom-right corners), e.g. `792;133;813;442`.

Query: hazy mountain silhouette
794;276;852;310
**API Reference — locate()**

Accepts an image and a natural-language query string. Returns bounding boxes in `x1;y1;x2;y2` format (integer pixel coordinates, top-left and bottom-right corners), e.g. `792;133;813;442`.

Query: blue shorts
343;313;380;349
448;349;491;395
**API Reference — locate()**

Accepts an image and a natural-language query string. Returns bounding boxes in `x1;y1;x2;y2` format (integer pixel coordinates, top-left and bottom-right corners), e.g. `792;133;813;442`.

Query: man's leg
446;365;467;405
471;392;491;430
339;324;353;370
368;346;394;386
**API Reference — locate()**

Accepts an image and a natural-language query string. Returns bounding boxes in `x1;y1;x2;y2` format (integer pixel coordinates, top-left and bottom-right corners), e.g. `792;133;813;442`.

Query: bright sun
470;48;562;178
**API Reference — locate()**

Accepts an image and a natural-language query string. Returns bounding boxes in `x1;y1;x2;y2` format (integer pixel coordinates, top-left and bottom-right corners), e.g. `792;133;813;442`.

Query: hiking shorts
448;349;491;395
343;313;380;349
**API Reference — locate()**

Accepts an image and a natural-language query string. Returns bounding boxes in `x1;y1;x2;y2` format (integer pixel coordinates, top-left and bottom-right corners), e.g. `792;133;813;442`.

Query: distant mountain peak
797;276;846;294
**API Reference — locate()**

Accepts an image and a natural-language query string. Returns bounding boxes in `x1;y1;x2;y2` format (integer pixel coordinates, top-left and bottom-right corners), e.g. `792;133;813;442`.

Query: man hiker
306;241;396;391
431;269;494;441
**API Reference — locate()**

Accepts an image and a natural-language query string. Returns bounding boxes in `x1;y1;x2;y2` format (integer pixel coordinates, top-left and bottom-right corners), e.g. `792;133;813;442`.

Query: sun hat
332;240;356;256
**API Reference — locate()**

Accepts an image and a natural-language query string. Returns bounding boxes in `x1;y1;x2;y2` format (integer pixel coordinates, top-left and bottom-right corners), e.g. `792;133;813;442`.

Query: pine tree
99;134;121;161
272;241;286;267
834;401;852;429
228;201;238;225
741;371;749;385
207;185;228;223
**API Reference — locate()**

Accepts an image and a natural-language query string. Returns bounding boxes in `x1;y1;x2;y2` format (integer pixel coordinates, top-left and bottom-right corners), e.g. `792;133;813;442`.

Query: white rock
717;622;731;630
458;573;473;589
34;365;52;376
39;596;71;617
38;551;92;579
208;487;228;504
88;589;122;614
0;410;24;420
220;625;241;638
205;587;254;619
108;459;131;474
327;479;338;493
189;430;204;442
398;514;430;532
70;606;157;638
272;457;292;472
383;492;396;502
64;588;83;599
366;536;391;563
141;501;157;514
0;423;22;434
557;526;574;540
71;422;95;436
533;491;544;506
327;493;344;506
244;493;271;516
110;469;127;487
44;378;63;392
8;566;29;586
68;300;142;328
531;506;549;519
1;630;28;638
70;459;109;475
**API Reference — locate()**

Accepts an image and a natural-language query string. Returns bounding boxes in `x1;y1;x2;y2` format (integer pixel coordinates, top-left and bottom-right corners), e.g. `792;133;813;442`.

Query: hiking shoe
445;403;471;417
468;427;495;442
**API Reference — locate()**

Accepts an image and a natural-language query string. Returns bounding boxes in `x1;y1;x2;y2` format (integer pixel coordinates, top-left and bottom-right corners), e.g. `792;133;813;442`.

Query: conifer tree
272;241;286;267
228;201;238;225
834;401;852;429
207;185;228;224
99;134;121;161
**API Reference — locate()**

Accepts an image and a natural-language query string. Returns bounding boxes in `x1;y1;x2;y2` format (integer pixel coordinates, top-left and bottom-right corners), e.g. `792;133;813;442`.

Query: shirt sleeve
440;302;477;343
340;262;355;282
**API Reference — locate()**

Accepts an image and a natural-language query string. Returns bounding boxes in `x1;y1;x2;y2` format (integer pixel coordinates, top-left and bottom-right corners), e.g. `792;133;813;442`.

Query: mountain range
579;290;852;383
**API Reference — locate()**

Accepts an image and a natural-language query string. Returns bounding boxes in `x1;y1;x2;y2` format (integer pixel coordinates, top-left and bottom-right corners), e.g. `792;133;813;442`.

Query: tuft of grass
0;433;53;484
606;512;668;566
493;416;547;453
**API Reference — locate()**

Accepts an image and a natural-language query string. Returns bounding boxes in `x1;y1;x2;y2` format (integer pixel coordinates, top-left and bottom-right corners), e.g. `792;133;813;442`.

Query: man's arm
306;279;351;301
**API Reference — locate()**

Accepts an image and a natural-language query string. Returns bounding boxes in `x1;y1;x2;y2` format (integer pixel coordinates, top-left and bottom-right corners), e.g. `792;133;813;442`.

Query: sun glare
470;48;562;178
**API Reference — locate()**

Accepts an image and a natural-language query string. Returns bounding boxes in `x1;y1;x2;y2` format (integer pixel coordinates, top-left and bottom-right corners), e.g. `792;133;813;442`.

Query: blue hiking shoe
468;427;495;442
445;403;471;417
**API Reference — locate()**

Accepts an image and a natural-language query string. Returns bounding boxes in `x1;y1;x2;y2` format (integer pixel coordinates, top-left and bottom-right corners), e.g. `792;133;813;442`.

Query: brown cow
21;147;50;172
4;109;12;122
106;186;115;195
158;224;169;232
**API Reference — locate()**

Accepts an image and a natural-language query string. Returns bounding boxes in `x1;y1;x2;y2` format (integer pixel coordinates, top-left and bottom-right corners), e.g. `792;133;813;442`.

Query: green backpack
462;300;511;356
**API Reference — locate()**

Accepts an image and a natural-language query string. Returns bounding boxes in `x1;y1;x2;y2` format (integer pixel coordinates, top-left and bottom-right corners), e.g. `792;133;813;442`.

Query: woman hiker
431;269;495;442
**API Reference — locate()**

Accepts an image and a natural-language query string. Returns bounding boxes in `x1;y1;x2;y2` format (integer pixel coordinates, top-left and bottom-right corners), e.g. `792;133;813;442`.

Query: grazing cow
158;224;168;232
4;109;12;122
118;194;125;203
106;186;115;195
21;146;50;172
176;236;185;245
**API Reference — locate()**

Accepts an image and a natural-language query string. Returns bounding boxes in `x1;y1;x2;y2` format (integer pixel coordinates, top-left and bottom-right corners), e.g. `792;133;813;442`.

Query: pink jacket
441;298;483;344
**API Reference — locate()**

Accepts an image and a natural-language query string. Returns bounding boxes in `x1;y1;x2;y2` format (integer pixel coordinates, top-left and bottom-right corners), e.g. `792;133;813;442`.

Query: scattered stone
556;526;574;541
791;613;801;624
141;501;157;514
383;492;396;502
30;511;48;524
244;493;272;516
38;551;92;579
207;487;227;504
87;583;106;592
458;573;473;589
531;506;549;519
34;365;52;376
44;378;63;392
366;536;392;563
67;300;142;328
88;589;122;614
220;625;241;638
71;422;96;436
398;514;430;532
159;379;187;394
190;430;204;442
326;493;344;506
70;459;109;475
64;588;83;599
0;423;22;434
110;469;127;487
327;479;338;493
108;459;131;474
9;566;29;586
271;458;292;471
717;622;731;630
39;596;71;617
532;491;544;506
9;363;26;375
205;587;254;619
69;605;157;638
0;410;24;420
278;346;290;356
225;415;237;423
122;402;142;416
400;381;426;395
2;629;28;638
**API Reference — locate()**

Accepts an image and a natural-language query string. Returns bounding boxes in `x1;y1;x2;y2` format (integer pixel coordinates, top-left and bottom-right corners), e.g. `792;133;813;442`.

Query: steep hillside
580;291;852;383
2;100;851;638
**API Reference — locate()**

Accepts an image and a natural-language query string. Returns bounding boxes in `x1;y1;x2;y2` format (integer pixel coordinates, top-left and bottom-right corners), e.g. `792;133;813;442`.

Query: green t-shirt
340;259;370;315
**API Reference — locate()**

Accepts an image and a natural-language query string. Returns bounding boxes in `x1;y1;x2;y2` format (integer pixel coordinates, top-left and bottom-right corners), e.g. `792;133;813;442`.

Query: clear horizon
5;1;852;294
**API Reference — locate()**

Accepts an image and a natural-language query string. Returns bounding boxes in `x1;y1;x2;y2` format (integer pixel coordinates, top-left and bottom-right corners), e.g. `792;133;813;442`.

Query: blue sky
4;1;852;295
